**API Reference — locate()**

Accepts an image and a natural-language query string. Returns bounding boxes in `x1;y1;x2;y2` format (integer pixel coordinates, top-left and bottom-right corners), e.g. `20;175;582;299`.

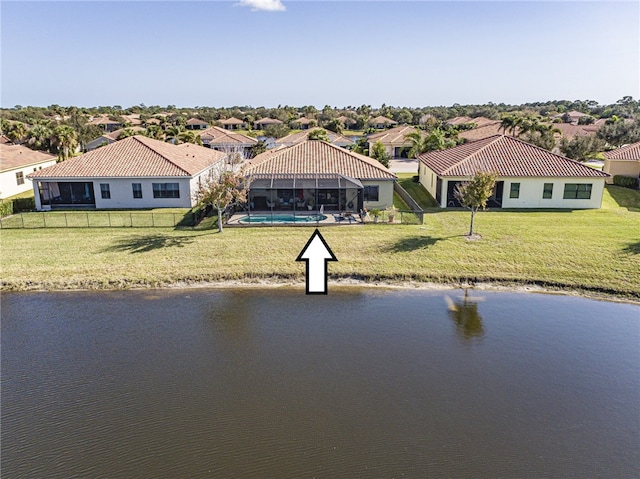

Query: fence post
108;212;112;227
86;212;89;227
65;213;68;227
43;212;46;228
173;213;177;226
152;213;155;227
21;213;25;228
130;212;133;227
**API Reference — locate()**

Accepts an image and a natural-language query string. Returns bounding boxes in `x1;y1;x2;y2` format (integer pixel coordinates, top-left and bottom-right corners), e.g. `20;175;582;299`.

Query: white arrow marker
296;229;338;295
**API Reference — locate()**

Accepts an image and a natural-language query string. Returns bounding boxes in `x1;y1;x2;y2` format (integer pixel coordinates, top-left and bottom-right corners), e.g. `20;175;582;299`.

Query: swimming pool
239;214;327;224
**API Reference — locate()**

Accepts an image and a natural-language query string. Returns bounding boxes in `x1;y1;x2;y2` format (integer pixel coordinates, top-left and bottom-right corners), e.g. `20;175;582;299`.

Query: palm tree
27;123;54;151
7;122;28;144
164;125;184;144
178;130;196;144
405;130;429;158
144;125;165;141
52;125;78;162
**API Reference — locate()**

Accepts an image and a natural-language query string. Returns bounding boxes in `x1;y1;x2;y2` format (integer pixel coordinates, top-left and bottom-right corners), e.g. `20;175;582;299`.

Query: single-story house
0;144;57;199
186;118;209;130
88;115;122;132
85;127;146;151
367;125;419;158
198;126;258;157
274;128;355;149
418;135;609;209
290;117;316;130
254;117;283;130
336;115;357;129
28;135;227;210
602;142;640;185
245;140;396;213
368;116;398;129
220;117;246;130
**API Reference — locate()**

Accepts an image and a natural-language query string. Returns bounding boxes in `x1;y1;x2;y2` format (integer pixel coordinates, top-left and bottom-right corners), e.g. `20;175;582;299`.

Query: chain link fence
0;211;196;229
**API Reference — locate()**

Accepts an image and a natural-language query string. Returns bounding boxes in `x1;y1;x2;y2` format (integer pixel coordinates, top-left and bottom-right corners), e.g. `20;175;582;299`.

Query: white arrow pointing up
296;229;338;295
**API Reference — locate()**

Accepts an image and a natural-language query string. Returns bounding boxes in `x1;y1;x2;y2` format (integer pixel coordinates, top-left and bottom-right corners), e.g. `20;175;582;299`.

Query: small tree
308;129;330;142
454;171;498;237
193;169;247;233
371;140;391;168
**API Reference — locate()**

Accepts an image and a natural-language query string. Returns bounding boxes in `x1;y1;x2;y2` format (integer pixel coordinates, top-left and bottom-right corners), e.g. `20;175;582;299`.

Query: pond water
2;288;638;478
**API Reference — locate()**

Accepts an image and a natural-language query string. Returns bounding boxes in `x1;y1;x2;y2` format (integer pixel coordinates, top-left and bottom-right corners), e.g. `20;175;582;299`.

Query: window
15;172;24;185
100;183;111;199
509;182;520;199
563;183;592;200
363;185;379;202
132;183;143;199
543;183;553;199
152;182;180;198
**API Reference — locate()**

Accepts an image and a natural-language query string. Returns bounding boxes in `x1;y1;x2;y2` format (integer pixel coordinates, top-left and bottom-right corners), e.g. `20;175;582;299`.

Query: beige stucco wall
603;159;640;184
1;159;57;199
363;180;394;210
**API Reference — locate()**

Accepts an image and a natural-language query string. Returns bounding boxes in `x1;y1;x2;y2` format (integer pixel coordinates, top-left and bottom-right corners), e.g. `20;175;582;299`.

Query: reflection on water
1;288;638;479
446;290;485;339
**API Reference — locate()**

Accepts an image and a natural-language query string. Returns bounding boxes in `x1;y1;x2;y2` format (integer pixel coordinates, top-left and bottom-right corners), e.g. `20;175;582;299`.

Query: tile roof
186;117;208;126
1;144;56;172
551;122;598;140
291;117;314;125
199;126;257;146
220;117;245;125
418;135;608;178
28;136;226;179
603;142;640;160
103;127;146;141
368;125;419;144
246;140;396;180
88;115;121;126
255;117;283;125
446;116;473;125
459;122;508;141
274;128;355;147
368;115;397;125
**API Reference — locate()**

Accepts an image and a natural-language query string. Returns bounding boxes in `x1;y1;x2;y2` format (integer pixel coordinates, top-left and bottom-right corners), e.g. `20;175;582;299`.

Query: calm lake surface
2;288;638;478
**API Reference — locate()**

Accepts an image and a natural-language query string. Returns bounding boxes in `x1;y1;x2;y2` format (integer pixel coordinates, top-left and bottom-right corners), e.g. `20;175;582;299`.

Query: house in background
368;116;398;129
88;115;122;132
367;125;419;158
274;128;355;149
0;144;57;199
254;117;283;130
220;117;246;130
418;135;608;209
85;127;146;151
198;126;258;157
28;136;227;210
245;140;396;212
603;142;640;185
290;117;315;130
186;118;209;130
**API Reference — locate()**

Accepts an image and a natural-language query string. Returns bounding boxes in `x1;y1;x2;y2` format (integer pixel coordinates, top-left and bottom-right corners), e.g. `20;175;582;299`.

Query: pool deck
227;211;364;227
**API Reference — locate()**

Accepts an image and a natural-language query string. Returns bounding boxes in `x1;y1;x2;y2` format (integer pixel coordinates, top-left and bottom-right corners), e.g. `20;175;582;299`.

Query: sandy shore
5;277;638;304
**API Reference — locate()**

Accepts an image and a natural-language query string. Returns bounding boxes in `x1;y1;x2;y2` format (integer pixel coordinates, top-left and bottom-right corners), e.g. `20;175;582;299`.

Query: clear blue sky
2;1;638;108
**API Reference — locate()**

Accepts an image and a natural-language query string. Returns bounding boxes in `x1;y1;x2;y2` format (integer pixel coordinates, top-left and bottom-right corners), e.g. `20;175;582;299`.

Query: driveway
390;158;419;174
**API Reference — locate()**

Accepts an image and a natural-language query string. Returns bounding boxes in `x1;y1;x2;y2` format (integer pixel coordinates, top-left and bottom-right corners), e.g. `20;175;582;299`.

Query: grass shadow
622;241;640;255
103;233;204;254
606;185;640;212
383;235;444;253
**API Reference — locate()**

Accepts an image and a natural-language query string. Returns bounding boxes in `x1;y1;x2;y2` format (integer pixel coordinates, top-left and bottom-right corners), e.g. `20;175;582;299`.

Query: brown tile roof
220;117;245;125
459;122;508;141
291;117;314;125
1;144;56;172
28;136;226;179
368;125;419;144
274;128;355;147
186;118;208;126
446;116;473;125
88;115;121;126
255;117;283;125
199;126;257;146
418;135;608;178
551;123;598;140
246;140;396;180
368;115;397;125
122;114;143;126
0;135;11;144
603;142;640;160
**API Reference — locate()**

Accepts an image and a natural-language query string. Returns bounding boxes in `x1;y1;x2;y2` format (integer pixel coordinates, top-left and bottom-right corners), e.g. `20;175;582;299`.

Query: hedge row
613;175;638;189
0;197;36;217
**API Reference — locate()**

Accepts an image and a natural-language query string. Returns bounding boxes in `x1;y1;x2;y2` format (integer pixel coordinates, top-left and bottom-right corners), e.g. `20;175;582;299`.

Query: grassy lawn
396;173;439;208
2;186;638;298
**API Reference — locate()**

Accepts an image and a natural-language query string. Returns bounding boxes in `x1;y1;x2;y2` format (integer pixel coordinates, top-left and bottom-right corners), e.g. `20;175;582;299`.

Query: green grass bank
1;187;638;298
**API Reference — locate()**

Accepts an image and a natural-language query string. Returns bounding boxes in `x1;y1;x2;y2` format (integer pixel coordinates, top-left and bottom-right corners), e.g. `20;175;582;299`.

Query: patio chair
333;214;345;222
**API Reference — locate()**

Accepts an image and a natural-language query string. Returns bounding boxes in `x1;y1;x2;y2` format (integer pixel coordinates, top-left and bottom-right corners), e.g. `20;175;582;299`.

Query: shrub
412;175;420;183
0;200;13;217
13;197;35;212
613;175;638;189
